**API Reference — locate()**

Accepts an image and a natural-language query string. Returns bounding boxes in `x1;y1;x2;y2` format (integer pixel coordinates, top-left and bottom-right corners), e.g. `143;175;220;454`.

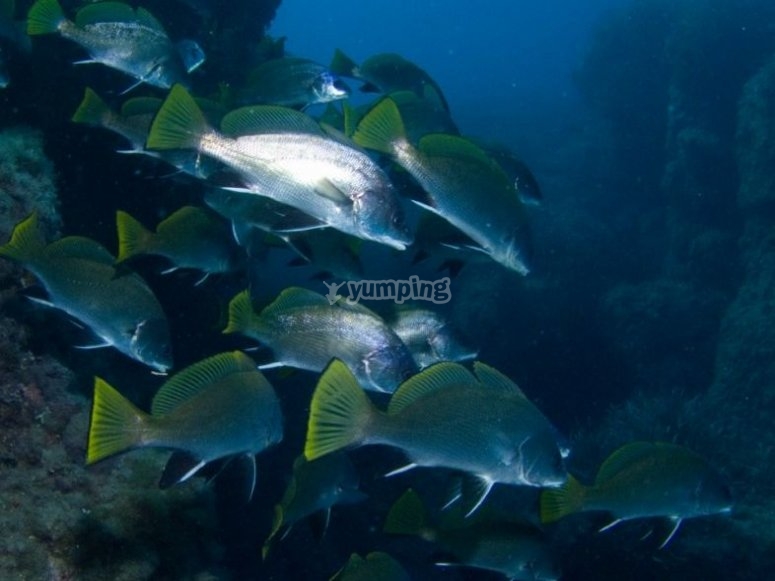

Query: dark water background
2;0;775;579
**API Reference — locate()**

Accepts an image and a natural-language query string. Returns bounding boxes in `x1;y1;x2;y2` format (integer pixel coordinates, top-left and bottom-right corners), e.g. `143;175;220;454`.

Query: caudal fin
352;97;407;155
383;488;428;537
27;0;65;35
146;84;209;151
87;377;149;465
0;212;46;264
115;210;153;263
304;359;375;461
223;289;262;335
539;474;586;524
71;87;113;127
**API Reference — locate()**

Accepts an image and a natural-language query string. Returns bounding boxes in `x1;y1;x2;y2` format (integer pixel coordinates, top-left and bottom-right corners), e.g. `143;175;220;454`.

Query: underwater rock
600;279;727;394
736;54;775;211
0;126;60;241
0;327;223;579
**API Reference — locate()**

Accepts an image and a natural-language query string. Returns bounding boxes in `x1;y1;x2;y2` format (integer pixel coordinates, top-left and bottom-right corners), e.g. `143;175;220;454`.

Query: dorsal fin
260;287;329;318
120;96;162;118
135;6;164;31
595;441;657;485
472;361;526;398
75;2;136;27
388;362;475;415
44;236;115;264
151;351;257;415
220;105;324;138
418;133;496;167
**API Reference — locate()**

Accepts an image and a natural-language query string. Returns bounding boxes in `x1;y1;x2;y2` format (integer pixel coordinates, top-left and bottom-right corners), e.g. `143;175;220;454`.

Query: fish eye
333;79;348;91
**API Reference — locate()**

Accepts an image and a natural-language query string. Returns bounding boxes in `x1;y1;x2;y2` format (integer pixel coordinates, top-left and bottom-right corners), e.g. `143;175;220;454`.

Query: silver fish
224;287;418;393
353;97;532;274
305;360;567;514
146;85;413;251
27;0;204;90
87;351;283;497
0;213;172;372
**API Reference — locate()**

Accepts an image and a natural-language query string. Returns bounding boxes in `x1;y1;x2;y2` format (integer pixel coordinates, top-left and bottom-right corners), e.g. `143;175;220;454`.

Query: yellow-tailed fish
224;287;417;393
0;213;172;372
389;306;477;369
330;551;411;581
87;351;283;497
540;441;733;548
331;49;449;112
353;98;532;274
237;56;349;109
385;489;559;581
305;360;567;514
262;453;366;559
71;88;219;178
146;85;413;250
27;0;204;92
116;206;242;283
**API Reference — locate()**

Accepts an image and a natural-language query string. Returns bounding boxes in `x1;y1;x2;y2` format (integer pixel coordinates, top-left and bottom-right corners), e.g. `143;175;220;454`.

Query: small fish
87;351;283;497
146;85;413;251
284;228;364;281
305;360;567;513
331;551;411;581
262;453;366;558
71;88;220;178
331;49;449;111
540;441;733;548
0;213;172;372
353;98;532;274
204;188;326;246
238;56;349;109
385;489;559;581
224;287;417;393
27;0;205;91
481;143;543;206
116;206;242;282
389;306;477;369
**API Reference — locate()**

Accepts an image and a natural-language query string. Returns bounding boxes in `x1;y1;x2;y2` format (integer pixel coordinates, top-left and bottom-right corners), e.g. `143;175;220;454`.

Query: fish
0;213;172;372
203;188;327;246
540;441;733;548
389;306;477;369
385;489;560;581
331;552;411;581
116;206;242;283
331;49;450;111
262;453;366;558
71;88;221;178
87;350;283;497
147;85;414;250
224;287;418;393
238;56;350;109
481;142;543;206
27;0;205;91
284;228;365;281
352;97;532;274
305;359;567;513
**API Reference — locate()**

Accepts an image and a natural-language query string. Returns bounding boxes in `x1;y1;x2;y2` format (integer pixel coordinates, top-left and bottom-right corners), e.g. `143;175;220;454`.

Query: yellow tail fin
304;359;374;461
115;210;153;263
539;474;586;524
87;377;149;465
